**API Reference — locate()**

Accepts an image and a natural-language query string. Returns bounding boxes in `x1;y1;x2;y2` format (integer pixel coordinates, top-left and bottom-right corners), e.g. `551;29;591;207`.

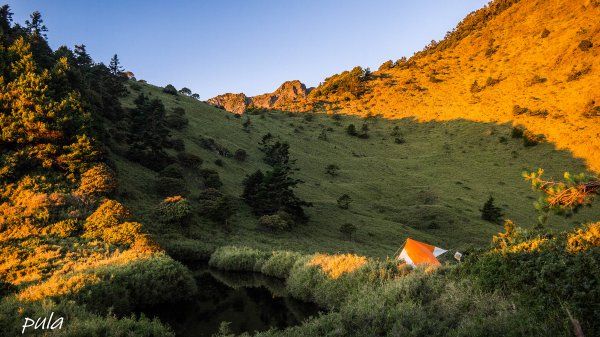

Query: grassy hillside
267;0;600;173
110;81;600;259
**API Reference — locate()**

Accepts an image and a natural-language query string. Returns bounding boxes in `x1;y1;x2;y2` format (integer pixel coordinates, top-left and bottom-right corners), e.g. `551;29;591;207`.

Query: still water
145;267;321;337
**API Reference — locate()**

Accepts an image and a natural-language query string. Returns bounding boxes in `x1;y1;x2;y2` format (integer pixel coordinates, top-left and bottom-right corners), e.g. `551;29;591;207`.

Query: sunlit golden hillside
259;0;600;171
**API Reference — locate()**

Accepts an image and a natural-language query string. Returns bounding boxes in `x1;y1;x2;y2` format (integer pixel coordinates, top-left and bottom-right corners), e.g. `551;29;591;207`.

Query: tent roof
398;238;446;266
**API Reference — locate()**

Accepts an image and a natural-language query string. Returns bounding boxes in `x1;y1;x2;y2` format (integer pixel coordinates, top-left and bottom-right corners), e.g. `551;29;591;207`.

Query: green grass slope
111;81;600;258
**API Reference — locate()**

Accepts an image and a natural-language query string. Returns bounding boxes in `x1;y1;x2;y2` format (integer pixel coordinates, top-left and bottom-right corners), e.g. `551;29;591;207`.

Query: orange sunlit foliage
567;222;600;253
307;253;367;279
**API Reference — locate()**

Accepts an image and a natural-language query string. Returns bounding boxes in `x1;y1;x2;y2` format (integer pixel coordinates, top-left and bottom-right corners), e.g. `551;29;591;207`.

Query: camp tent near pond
397;238;448;266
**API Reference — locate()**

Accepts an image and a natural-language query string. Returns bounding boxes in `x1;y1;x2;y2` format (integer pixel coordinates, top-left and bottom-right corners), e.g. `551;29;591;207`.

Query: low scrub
0;296;174;336
17;254;197;315
211;221;600;336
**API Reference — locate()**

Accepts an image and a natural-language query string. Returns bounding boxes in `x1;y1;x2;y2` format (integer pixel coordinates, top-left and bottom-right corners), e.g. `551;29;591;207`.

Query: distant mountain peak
207;80;310;114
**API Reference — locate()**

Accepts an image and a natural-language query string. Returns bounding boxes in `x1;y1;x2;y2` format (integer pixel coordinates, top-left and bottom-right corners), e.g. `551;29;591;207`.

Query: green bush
167;138;185;152
199;168;223;189
177;152;202;169
129;82;143;91
160;163;185;179
339;223;357;240
234;149;247;162
160;236;215;261
337;194;352;209
578;39;593;52
162;84;178;95
325;164;340;177
155;176;188;197
258;214;290;231
172;107;186;116
260;251;303;279
197;188;233;223
346;124;357;136
209;246;270;272
511;125;525;138
156;196;191;225
165;114;188;130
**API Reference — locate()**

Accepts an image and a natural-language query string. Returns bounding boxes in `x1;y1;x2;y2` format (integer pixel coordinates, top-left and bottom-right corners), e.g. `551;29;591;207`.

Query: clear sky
7;1;489;98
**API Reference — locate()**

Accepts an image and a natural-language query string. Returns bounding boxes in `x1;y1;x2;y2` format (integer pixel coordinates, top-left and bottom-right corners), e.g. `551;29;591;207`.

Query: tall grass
210;236;598;337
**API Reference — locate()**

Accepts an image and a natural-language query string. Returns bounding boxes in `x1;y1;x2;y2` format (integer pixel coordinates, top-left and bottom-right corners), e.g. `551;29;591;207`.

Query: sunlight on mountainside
215;0;600;172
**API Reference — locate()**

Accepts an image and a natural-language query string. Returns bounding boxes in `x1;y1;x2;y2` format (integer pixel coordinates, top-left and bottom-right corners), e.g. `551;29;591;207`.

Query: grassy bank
209;222;600;337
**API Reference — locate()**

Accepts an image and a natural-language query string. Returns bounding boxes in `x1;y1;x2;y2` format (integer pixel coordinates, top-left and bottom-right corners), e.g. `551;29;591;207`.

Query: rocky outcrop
207;80;309;114
206;93;249;114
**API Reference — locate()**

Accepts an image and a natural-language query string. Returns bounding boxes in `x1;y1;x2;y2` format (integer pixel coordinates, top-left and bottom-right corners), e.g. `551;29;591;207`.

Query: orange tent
397;238;447;266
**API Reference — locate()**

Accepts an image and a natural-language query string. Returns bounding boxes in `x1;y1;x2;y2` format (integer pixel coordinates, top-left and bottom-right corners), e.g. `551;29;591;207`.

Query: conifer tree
481;196;503;224
242;134;311;224
74;44;93;67
24;11;47;39
109;54;123;76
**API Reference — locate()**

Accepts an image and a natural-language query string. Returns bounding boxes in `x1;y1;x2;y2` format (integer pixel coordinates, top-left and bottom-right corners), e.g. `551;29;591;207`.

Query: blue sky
7;1;489;98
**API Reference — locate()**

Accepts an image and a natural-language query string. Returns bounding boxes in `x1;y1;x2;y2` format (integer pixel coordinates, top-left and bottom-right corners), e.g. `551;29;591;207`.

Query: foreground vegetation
0;7;192;334
210;219;600;337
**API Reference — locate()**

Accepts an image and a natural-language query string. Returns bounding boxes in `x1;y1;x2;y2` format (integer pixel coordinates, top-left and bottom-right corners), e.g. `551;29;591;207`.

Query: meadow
112;81;599;260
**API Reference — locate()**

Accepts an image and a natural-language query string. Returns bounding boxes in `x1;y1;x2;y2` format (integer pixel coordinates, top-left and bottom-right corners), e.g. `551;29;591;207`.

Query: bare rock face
206;93;249;114
207;80;308;113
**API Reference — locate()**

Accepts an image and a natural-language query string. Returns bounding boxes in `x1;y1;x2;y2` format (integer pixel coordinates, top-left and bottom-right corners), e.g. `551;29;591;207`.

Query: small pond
143;267;321;337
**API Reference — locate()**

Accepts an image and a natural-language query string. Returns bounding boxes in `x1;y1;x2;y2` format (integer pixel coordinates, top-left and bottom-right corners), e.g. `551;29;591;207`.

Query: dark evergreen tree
24;11;47;39
0;5;13;36
73;44;93;67
259;133;292;167
109;54;123;76
481;196;503;224
126;93;171;170
242;135;311;224
346;124;357;136
198;188;234;224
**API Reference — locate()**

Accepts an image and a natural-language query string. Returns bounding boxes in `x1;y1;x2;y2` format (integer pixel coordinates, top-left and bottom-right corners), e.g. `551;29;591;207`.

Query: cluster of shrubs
511;125;544;147
195;136;232;157
197;188;233;224
309;66;370;98
415;0;520;55
155;164;188;197
512;105;549;117
165;107;189;130
460;221;600;335
346;123;369;138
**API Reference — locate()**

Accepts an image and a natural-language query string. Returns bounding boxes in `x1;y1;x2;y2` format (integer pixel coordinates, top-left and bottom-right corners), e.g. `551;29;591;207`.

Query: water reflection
145;268;321;337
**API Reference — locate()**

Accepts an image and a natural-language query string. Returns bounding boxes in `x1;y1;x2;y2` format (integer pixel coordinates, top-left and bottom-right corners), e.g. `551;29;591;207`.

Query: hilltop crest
208;80;310;113
209;0;600;171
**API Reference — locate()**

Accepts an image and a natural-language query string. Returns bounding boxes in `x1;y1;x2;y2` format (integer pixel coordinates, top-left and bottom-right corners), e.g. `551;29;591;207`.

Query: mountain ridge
208;0;600;171
207;80;311;114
